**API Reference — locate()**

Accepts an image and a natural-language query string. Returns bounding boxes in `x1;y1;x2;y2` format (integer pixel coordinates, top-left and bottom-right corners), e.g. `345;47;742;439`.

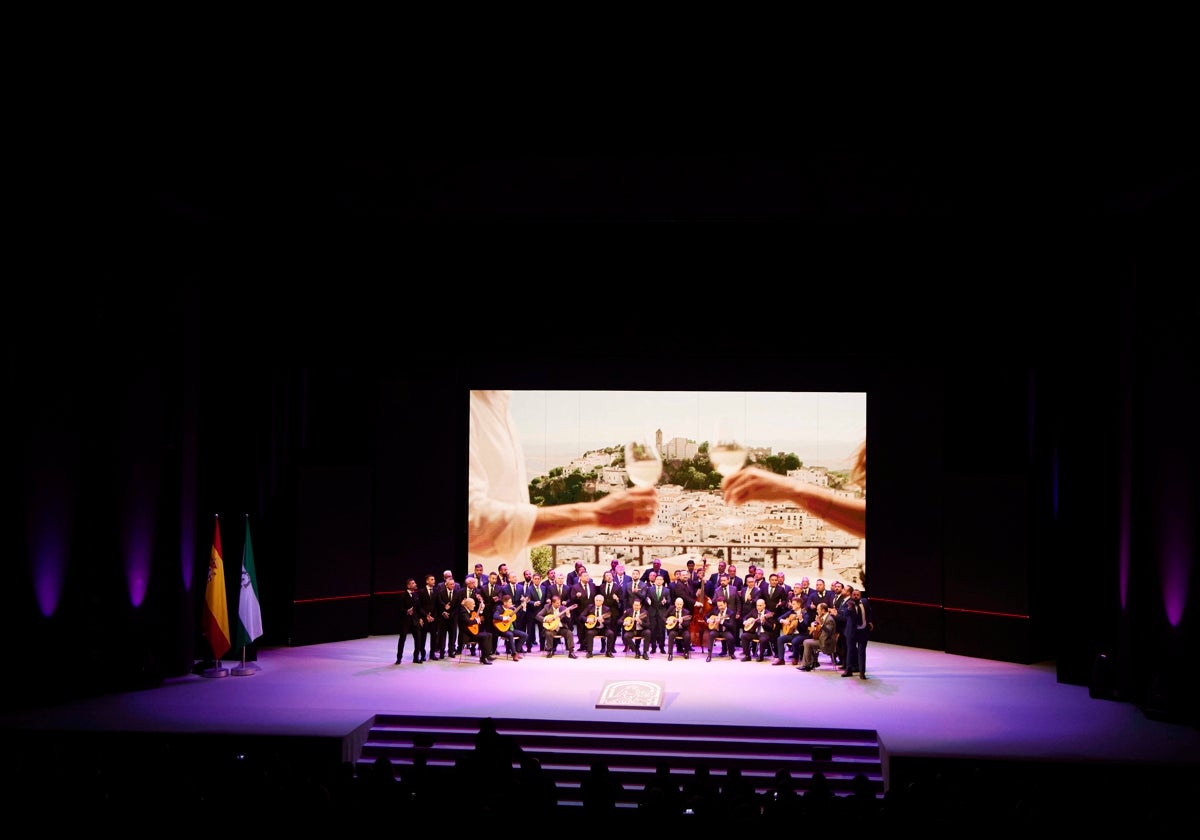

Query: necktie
606;585;611;597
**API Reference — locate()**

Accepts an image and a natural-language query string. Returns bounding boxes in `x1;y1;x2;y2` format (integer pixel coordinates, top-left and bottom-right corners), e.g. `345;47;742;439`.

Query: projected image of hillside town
507;390;866;590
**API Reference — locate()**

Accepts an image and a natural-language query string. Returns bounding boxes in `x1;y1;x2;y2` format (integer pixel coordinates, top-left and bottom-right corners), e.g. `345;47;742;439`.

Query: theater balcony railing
541;541;855;572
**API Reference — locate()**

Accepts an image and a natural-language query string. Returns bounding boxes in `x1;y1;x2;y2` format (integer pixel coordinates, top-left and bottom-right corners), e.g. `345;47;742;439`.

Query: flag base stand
231;646;258;676
203;659;230;678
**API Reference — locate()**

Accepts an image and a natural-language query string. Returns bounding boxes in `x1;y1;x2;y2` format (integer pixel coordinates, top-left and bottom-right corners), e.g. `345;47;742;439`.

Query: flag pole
232;513;262;676
202;513;231;678
231;645;257;676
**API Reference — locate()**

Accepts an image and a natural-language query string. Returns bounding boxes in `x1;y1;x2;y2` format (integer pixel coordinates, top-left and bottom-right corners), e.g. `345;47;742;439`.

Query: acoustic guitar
781;614;800;635
466;611;480;635
494;608;518;633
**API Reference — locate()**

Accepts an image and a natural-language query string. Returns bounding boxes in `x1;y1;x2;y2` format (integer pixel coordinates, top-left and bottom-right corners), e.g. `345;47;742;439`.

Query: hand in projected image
594;485;659;529
722;442;867;540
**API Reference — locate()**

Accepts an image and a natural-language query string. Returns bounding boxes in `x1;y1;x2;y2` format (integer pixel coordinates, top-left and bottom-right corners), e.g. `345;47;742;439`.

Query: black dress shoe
546;651;554;658
586;652;593;659
568;652;579;659
841;671;854;677
395;659;403;665
705;654;712;662
860;674;868;680
642;653;650;660
668;653;673;661
480;658;493;665
605;652;614;658
683;652;689;659
757;657;764;662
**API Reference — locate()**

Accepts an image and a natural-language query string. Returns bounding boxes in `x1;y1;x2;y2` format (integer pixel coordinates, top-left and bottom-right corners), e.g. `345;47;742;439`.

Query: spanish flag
203;514;232;661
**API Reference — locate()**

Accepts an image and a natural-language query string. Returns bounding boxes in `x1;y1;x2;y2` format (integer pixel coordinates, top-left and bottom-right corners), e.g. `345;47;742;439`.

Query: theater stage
4;636;1197;784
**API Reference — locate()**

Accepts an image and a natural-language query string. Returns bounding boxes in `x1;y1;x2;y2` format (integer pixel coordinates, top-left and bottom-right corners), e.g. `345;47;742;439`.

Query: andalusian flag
234;514;263;651
203;515;231;660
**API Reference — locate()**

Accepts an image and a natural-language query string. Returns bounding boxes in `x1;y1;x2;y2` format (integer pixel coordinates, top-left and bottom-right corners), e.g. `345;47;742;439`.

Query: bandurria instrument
744;615;759;632
541;602;577;633
624;613;643;631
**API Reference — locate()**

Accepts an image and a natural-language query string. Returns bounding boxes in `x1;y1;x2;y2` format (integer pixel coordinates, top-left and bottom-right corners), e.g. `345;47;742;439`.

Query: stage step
356;714;887;807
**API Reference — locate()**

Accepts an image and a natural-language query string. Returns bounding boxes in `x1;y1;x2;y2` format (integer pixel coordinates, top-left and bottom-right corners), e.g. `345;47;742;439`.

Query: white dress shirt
468;390;538;567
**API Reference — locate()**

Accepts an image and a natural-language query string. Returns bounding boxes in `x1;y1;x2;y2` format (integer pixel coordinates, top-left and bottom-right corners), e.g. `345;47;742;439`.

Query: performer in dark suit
579;594;615;657
416;574;439;660
761;573;788;614
478;571;504;640
459;596;495;664
643;571;672;654
396;578;422;664
436;576;460;659
598;571;623;653
536;594;578;658
842;588;874;679
741;599;775;662
703;596;738;661
620;600;650;659
518;573;544;653
706;560;728;597
737;578;760;654
831;581;850;667
493;595;529;660
665;597;693;660
771;596;806;665
543;570;570;643
571;571;597;622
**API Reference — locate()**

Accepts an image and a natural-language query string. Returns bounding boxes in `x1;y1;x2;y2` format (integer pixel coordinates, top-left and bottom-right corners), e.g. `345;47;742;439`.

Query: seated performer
580;593;615;658
772;596;806;665
492;595;529;661
621;599;650;660
703;595;738;662
665;597;693;661
800;602;839;671
741;598;775;662
535;594;579;659
458;597;495;664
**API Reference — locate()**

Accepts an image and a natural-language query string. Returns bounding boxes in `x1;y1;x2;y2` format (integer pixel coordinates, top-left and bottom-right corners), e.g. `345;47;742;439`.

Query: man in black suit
831;581;850;667
761;572;788;615
706;559;728;597
841;587;874;679
580;594;615;658
598;571;623;653
478;571;504;642
416;574;439;660
643;570;672;654
436;573;461;658
665;597;693;660
396;578;422;664
571;570;597;619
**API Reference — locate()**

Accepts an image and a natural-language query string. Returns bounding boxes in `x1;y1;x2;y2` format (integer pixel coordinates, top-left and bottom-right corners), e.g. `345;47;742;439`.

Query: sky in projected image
510;390;865;478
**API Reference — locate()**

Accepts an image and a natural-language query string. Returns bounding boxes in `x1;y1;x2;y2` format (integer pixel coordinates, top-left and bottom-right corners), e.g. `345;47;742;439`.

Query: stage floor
4;637;1198;771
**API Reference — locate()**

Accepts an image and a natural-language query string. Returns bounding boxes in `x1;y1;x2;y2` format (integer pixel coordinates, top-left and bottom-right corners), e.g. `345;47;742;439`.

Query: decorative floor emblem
596;679;665;710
